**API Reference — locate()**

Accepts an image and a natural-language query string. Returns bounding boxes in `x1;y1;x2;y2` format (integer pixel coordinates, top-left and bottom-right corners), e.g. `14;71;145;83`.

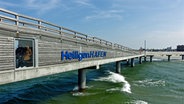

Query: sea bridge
0;8;183;91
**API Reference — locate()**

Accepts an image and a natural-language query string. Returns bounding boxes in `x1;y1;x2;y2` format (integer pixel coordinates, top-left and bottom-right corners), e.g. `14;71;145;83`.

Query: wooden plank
0;36;15;71
0;64;14;68
0;54;14;56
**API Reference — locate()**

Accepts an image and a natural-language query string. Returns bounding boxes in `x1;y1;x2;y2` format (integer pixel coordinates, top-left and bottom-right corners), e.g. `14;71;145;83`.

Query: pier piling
166;55;172;61
131;58;135;67
144;56;147;62
78;69;86;92
180;55;184;60
127;59;130;65
150;55;153;62
139;57;142;64
116;61;121;73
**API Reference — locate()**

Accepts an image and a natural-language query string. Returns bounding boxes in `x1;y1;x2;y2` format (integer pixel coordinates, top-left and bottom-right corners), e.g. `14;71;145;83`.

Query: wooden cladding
0;37;14;71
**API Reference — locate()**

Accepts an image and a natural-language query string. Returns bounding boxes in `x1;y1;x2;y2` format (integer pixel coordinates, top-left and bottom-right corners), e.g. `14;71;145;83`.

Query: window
15;39;34;68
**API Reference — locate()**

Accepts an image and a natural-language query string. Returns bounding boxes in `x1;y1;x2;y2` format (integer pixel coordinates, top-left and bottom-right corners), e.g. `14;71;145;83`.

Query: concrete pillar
127;59;130;65
116;61;121;73
166;55;172;61
180;55;184;60
131;58;135;67
144;56;147;62
78;69;86;92
139;57;142;64
150;55;153;62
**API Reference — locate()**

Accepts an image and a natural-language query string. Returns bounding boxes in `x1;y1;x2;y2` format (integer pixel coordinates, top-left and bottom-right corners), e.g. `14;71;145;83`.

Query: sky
0;0;184;49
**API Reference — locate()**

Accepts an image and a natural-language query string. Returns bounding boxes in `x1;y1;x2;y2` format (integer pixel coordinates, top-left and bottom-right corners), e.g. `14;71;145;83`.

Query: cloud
24;0;61;15
74;0;92;7
0;1;18;8
112;0;183;10
85;10;124;20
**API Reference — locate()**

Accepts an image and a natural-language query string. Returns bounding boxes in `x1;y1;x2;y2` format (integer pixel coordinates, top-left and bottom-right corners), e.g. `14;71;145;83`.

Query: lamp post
144;40;146;55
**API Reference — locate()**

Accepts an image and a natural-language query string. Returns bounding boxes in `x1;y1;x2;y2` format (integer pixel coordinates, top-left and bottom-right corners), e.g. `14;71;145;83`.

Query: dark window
15;39;34;68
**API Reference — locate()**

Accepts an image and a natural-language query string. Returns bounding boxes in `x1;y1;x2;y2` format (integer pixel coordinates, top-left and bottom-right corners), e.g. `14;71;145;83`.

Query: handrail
0;8;139;54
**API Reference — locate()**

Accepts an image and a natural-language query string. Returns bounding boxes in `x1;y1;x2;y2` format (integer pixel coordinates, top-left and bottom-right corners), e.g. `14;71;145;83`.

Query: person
16;47;25;68
23;46;33;67
23;46;32;61
16;45;33;68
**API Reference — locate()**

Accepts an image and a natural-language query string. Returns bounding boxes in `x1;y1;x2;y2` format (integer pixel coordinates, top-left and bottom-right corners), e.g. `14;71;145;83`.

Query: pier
1;8;183;91
0;8;144;90
146;51;184;61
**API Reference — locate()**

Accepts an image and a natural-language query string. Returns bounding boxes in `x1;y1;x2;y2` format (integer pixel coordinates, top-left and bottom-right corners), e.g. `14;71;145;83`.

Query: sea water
0;60;183;104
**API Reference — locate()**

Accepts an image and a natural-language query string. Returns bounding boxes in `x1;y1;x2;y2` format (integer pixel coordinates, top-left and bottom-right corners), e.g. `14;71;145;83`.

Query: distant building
177;45;184;51
166;47;172;51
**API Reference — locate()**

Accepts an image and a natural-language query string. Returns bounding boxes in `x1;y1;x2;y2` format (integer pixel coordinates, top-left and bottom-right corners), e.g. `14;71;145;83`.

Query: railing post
86;35;88;42
38;21;41;29
74;32;77;44
59;27;63;43
15;15;19;26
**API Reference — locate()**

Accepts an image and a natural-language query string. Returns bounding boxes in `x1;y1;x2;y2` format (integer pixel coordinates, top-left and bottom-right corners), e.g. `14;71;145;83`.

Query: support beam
116;61;121;73
131;58;135;67
166;55;172;61
78;69;86;92
139;57;142;64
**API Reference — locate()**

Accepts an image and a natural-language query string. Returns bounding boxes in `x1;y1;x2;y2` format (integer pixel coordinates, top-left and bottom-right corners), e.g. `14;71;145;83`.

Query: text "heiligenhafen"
61;51;107;61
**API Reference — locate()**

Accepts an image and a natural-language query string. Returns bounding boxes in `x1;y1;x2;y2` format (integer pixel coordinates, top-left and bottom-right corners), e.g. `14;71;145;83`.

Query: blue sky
0;0;184;49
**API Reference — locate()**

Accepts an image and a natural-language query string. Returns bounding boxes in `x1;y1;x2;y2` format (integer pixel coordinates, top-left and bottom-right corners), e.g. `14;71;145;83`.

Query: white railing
0;8;139;55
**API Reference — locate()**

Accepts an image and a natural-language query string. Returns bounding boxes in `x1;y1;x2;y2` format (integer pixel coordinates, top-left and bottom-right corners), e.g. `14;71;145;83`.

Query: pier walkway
0;8;144;90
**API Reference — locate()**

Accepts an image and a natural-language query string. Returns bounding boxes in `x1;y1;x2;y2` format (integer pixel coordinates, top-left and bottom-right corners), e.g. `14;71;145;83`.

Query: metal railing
0;8;139;54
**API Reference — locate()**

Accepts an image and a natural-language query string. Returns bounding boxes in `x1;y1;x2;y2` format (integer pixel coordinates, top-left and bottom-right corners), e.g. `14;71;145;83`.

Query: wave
94;71;131;93
152;58;163;61
72;85;93;92
106;87;120;92
134;79;165;87
126;100;148;104
72;92;97;96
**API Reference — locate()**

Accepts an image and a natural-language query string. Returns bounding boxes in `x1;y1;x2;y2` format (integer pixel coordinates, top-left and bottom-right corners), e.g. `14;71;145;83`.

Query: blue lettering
78;53;83;61
61;51;107;61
